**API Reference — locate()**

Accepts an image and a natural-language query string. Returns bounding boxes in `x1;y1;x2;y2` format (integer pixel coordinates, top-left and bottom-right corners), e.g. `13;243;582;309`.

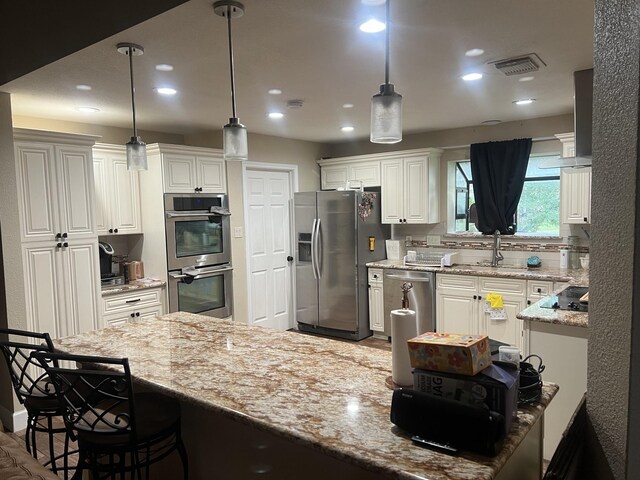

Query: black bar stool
33;351;188;480
0;327;74;478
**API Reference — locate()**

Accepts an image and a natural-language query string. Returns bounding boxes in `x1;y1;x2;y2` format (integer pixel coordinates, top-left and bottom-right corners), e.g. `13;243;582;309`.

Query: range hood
540;69;593;169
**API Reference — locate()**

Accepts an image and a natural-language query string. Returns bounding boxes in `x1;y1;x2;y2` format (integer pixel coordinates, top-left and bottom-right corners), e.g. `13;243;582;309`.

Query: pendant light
117;43;148;170
370;0;403;144
214;0;248;161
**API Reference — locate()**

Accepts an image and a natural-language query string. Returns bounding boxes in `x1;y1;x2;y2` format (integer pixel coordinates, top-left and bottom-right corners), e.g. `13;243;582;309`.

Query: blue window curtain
469;138;532;235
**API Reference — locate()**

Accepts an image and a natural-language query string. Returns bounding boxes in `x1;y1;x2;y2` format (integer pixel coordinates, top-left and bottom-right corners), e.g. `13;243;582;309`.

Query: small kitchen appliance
98;241;115;277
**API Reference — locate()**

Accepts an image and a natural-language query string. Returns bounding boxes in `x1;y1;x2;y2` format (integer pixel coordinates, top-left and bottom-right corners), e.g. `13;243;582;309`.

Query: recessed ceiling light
513;98;535;105
462;73;483;81
481;120;502;126
75;107;100;113
519;76;535;82
359;19;386;33
342;103;354;109
155;64;174;72
155;87;177;96
361;0;385;5
268;112;284;119
465;48;485;57
268;88;282;95
341;126;355;133
76;84;92;91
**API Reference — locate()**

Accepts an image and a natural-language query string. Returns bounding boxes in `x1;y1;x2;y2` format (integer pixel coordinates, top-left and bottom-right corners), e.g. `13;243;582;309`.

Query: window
453;155;561;235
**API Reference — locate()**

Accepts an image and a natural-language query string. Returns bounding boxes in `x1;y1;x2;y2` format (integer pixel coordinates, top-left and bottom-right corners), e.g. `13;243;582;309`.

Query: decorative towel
484;292;508;320
485;292;504;309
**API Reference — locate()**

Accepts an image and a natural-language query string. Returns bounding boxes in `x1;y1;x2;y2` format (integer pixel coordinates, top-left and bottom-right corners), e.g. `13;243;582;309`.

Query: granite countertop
366;259;587;283
101;279;166;297
517;281;589;328
54;312;558;480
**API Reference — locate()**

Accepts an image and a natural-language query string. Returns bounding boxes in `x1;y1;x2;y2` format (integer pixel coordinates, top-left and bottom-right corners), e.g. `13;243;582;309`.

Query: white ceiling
3;0;594;143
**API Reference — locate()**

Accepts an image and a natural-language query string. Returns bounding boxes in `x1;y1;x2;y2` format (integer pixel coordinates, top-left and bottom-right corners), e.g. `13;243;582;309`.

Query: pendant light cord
226;7;238;119
385;0;390;86
128;46;138;137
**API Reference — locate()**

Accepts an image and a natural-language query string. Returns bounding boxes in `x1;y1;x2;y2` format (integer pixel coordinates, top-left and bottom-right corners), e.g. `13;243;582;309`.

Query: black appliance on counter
98;241;114;277
539;286;589;312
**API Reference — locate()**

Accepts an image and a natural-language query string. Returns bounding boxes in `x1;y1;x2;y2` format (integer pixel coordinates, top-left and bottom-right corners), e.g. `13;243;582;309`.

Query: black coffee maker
98;241;115;278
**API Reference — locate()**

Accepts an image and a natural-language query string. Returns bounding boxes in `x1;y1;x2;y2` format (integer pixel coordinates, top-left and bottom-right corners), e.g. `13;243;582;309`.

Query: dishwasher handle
385;274;431;282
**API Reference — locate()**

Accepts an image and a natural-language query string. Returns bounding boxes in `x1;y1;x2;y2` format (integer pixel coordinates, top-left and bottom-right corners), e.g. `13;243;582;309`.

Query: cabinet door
92;155;110;235
368;283;384;332
137;304;163;321
481;295;526;352
436;290;477;335
104;312;131;328
15;143;59;241
163;154;197;193
380;159;404;223
61;241;101;334
111;156;141;233
404;156;428;223
56;145;96;239
22;244;65;338
321;165;349;190
561;168;591;224
197;156;227;192
349;162;380;187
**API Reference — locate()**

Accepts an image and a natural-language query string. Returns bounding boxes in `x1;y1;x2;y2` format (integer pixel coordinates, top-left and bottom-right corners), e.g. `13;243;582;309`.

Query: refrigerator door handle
314;218;322;278
311;218;319;280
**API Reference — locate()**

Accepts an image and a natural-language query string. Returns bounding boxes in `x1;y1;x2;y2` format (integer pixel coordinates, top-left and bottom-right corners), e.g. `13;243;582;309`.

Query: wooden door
436;290;477;335
61;240;101;334
92;154;110;235
245;169;293;330
163;153;196;193
404;156;428;223
380;159;403;223
56;145;96;239
111;155;141;233
197;156;226;193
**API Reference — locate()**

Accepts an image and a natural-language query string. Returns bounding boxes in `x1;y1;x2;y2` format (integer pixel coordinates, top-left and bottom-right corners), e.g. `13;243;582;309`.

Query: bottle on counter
559;248;569;269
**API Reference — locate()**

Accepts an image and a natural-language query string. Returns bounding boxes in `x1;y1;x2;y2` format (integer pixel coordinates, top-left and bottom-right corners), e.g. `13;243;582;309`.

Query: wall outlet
427;235;440;246
405;235;412;243
234;226;244;238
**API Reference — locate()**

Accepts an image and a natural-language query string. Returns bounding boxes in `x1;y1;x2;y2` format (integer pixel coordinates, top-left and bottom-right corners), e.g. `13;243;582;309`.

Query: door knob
287;256;294;262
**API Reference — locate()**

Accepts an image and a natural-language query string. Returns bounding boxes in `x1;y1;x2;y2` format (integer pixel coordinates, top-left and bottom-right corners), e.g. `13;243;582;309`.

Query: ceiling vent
490;53;546;76
286;99;304;109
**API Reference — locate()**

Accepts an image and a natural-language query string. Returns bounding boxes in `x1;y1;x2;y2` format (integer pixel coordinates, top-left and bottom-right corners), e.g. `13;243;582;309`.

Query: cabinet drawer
102;288;162;315
479;277;526;297
527;280;554;298
368;268;383;284
436;274;477;291
103;304;163;328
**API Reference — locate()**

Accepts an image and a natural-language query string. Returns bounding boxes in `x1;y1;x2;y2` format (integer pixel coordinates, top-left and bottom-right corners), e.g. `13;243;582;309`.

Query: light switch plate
234;226;244;238
427;235;440;246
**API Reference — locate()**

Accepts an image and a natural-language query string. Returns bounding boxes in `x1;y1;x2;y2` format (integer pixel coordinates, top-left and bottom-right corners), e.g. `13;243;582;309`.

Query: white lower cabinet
367;269;384;332
436;274;526;353
23;240;102;338
102;287;165;328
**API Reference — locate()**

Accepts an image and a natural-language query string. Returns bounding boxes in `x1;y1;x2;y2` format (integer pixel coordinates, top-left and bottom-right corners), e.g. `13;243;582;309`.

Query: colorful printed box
407;332;492;376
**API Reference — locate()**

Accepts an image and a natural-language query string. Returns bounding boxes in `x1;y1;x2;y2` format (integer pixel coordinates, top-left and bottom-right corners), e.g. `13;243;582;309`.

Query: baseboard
0;404;27;432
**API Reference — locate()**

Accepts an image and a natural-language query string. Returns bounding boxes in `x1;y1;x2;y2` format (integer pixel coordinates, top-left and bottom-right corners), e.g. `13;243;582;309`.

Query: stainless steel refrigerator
294;190;390;340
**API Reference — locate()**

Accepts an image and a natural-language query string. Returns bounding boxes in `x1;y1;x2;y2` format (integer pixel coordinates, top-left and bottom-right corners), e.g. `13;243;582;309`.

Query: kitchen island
54;312;557;480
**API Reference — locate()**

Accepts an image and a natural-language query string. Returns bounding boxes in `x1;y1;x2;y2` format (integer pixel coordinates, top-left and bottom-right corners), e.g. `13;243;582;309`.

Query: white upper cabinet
557;133;591;224
15;135;96;242
319;158;381;190
380;150;442;224
162;148;227;193
93;145;142;235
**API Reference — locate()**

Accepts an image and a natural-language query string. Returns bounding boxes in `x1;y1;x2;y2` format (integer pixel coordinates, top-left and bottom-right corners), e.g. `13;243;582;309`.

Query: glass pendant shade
223;118;248;161
126;136;148;170
370;83;403;144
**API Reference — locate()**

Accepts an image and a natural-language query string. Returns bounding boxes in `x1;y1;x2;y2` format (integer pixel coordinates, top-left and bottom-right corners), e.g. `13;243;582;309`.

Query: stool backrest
0;328;56;403
32;352;137;443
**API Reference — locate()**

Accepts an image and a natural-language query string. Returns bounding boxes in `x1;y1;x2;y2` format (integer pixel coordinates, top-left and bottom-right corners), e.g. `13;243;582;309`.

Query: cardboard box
413;363;519;435
407;332;492;376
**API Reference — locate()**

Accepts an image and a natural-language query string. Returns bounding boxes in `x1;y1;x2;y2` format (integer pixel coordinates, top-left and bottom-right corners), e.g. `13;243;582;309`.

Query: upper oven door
165;212;231;270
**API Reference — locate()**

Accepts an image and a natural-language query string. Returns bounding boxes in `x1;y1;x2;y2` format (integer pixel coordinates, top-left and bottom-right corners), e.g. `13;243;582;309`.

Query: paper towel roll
391;309;418;387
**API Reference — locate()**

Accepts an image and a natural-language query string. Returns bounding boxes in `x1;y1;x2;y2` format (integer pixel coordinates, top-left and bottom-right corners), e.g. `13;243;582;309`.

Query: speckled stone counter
366;259;586;283
517;296;588;328
54;312;557;480
101;279;166;297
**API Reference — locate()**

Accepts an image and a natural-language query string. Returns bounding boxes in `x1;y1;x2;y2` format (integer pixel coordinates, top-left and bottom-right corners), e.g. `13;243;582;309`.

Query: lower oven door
168;265;233;318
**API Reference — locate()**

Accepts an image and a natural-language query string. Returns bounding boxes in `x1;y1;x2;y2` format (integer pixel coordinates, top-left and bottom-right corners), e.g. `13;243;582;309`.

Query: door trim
242;162;299;329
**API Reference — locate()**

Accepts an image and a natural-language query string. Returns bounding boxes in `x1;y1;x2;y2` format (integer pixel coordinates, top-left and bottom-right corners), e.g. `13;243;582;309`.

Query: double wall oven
165;193;233;318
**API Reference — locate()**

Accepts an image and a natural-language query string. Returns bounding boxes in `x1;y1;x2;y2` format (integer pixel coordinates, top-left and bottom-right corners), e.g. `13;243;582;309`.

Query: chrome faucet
491;230;504;267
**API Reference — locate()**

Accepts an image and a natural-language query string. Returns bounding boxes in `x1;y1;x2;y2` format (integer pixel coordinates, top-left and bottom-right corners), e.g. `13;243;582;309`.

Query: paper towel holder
401;282;413;309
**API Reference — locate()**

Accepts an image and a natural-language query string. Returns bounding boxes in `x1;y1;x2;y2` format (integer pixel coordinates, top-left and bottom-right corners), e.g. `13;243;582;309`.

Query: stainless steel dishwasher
383;269;435;337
